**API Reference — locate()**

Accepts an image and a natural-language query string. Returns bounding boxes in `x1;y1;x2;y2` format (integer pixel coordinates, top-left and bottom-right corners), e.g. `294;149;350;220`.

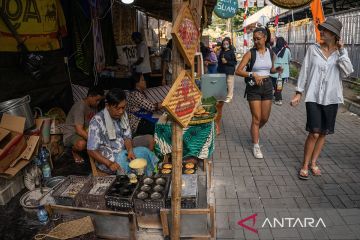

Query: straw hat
318;17;342;38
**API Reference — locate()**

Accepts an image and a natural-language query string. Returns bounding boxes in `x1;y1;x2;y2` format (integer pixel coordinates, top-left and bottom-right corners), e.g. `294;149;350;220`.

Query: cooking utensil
153;185;164;192
150;192;162;199
137;191;148;199
140;184;151;192
143;178;154;185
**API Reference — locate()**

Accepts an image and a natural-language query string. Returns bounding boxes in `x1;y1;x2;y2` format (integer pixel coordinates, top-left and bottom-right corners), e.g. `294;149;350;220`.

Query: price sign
172;5;200;67
162;71;202;128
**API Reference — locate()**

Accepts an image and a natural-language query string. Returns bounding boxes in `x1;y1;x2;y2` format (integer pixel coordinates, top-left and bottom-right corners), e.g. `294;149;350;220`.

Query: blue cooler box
200;74;227;101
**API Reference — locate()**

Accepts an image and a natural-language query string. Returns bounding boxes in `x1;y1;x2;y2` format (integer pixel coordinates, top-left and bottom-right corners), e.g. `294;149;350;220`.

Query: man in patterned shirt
87;88;159;175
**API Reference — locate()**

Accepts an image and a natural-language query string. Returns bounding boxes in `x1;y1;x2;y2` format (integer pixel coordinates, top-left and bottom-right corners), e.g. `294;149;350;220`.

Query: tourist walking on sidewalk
290;17;353;180
270;37;291;105
235;27;283;159
217;38;237;103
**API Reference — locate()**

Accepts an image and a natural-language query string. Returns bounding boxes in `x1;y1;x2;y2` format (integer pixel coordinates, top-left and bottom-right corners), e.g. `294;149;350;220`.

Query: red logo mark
237;213;258;234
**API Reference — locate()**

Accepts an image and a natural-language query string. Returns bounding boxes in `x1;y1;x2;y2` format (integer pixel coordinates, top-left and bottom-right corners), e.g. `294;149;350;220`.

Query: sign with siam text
162;70;202;128
214;0;239;19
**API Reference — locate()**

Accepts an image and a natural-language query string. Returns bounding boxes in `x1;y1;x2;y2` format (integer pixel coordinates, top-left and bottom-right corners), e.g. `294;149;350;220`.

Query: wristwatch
248;72;253;78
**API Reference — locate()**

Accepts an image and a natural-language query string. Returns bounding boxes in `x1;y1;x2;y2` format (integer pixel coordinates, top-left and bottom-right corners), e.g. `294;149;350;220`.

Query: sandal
298;169;309;180
72;151;84;164
310;166;321;176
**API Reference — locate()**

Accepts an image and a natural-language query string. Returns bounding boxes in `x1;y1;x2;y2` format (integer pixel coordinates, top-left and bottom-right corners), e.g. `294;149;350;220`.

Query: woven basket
188;117;215;125
34;216;95;240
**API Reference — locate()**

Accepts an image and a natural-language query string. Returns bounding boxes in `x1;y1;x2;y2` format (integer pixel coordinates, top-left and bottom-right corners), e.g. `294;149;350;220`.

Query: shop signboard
162;70;202;128
172;5;200;67
214;0;239;19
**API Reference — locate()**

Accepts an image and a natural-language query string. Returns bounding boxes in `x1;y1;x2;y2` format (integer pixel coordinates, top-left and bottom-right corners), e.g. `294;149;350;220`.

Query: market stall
0;1;219;239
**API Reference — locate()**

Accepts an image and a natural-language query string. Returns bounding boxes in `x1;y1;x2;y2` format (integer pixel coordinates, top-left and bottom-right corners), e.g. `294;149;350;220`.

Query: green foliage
352;78;360;94
290;64;299;78
233;7;259;30
206;7;263;41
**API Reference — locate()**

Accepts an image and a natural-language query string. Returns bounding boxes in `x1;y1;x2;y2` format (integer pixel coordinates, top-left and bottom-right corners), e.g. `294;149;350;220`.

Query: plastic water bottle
276;74;283;91
37;205;49;225
34;156;42;167
39;146;50;163
39;147;51;181
42;161;51;182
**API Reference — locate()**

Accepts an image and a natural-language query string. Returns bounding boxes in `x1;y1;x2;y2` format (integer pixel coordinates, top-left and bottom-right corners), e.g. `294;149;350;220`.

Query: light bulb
121;0;134;4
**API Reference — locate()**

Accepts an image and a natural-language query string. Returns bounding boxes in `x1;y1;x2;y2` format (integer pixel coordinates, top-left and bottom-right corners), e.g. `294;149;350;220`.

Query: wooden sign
214;0;239;19
171;4;200;67
162;71;202;128
269;0;312;9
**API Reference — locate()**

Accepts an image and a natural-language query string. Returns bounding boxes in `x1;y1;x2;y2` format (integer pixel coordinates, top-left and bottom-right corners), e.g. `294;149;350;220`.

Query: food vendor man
87;88;159;175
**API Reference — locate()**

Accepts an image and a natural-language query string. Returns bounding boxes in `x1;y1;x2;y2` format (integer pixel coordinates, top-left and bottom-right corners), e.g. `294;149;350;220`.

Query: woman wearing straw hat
291;17;354;180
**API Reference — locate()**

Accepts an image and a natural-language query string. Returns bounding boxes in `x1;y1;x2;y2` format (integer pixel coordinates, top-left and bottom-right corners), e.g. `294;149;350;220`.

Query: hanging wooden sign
269;0;312;9
162;70;202;128
214;0;239;19
171;4;200;67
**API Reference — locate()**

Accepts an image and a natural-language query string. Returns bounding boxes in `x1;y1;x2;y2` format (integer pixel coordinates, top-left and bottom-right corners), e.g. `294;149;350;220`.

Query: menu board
171;4;200;67
162;71;202;128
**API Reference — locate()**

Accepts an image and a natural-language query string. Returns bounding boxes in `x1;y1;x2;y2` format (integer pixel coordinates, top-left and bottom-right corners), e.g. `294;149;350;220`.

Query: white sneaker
224;97;232;103
274;100;283;106
253;145;264;159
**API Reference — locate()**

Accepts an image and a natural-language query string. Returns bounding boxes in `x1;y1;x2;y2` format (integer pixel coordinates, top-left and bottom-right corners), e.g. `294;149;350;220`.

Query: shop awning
243;6;274;28
243;5;288;28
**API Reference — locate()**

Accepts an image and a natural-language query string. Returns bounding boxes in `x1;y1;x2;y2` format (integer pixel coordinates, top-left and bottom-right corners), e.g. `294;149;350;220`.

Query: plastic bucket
0;95;34;130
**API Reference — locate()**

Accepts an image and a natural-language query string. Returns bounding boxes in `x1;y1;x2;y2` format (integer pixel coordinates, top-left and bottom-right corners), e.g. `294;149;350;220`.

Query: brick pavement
213;77;360;240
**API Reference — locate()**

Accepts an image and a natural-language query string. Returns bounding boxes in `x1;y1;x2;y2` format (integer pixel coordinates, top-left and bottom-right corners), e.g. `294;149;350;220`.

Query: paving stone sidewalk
213;77;360;240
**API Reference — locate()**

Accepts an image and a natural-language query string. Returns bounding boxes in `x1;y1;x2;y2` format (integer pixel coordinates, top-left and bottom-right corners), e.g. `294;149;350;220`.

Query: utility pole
171;0;184;239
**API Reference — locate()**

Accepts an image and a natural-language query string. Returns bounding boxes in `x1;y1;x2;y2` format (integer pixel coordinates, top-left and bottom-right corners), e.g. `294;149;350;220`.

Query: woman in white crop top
235;27;282;159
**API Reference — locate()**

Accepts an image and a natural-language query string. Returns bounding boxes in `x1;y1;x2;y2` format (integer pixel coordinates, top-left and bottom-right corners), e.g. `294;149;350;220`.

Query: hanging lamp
121;0;134;4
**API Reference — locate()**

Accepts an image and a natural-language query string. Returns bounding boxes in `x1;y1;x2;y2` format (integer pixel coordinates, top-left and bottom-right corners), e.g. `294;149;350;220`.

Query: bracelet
295;91;302;95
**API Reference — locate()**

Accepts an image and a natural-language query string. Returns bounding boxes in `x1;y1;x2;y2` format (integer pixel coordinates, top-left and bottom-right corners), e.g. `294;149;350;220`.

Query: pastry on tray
163;163;172;169
161;169;172;174
184;162;195;169
184;169;195;174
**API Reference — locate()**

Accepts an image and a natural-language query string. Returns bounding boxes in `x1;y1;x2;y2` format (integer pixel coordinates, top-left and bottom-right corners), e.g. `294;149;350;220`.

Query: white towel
104;107;116;140
104;108;131;140
120;112;130;132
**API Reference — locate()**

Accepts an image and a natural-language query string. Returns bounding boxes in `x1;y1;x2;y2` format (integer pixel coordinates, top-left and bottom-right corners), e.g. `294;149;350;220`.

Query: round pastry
129;178;138;184
184;169;195;174
163;163;172;169
161;168;172;174
185;162;195;169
